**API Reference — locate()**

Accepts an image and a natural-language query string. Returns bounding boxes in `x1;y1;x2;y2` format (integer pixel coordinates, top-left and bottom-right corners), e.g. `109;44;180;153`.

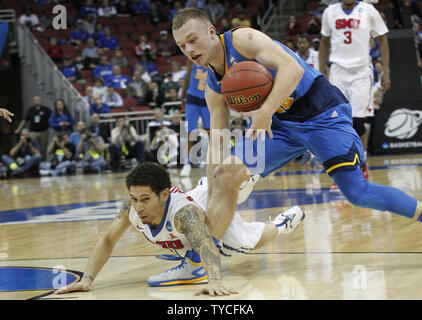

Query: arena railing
16;22;90;124
98;101;183;139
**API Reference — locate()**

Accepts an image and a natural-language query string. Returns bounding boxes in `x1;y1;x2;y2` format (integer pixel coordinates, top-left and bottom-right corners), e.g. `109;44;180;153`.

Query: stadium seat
62;45;77;58
155;56;168;65
43;29;63;39
138;24;155;34
118;24;136;34
80;69;93;80
129;58;140;69
111;106;129;113
121;67;131;77
116;33;130;42
123;98;138;108
112;16;132;25
172;55;187;66
122;48;135;59
72;82;85;95
131;15;148;25
156;22;171;32
157;64;172;75
150;31;161;41
115;87;127;98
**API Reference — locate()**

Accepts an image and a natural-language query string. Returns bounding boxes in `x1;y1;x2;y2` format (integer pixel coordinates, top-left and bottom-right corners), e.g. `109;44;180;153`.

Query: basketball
221;61;273;112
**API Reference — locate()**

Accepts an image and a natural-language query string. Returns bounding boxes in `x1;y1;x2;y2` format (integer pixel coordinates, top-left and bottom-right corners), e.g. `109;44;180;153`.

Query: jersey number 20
344;31;352;44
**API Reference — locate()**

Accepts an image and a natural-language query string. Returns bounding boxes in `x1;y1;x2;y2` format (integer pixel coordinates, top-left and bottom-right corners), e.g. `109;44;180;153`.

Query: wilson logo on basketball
384;108;422;139
226;93;262;105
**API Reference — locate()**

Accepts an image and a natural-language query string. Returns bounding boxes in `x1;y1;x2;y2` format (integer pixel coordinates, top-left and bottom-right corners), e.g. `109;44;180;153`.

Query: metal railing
16;21;90;123
99;101;183;139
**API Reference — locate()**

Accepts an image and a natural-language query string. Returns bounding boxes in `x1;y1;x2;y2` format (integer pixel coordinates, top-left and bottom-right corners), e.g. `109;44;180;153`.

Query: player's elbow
292;64;304;84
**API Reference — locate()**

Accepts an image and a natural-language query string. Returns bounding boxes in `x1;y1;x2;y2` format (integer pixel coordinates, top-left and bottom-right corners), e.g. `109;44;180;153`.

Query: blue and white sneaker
147;250;208;287
272;206;305;234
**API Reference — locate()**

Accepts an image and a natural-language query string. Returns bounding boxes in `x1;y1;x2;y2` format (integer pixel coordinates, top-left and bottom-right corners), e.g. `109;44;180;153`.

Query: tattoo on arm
117;196;131;219
174;205;222;281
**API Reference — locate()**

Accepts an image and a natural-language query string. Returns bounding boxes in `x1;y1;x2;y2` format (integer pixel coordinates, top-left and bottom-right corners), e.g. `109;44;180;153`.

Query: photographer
77;127;107;173
150;125;179;167
109;116;147;172
39;132;76;176
1;128;42;177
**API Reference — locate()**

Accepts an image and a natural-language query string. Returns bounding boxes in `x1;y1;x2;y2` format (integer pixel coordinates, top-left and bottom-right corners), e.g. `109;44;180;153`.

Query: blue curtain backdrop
0;22;9;58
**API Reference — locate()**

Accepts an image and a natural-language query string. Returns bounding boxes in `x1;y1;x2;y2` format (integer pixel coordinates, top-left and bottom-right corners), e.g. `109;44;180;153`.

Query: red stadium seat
156;22;171;32
111;106;129;113
122;48;135;59
119;40;134;50
129;58;140;69
116;33;130;42
62;45;77;58
155;56;168;65
121;67;131;77
118;24;136;34
172;55;187;66
123;98;138;108
150;31;161;41
137;24;155;34
157;63;172;75
72;82;85;95
115;87;127;98
131;15;148;25
80;69;93;80
112;16;132;25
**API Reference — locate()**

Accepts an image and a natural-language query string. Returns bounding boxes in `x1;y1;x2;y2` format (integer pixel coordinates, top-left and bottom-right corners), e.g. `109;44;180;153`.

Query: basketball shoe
271;206;305;234
147;250;208;287
361;165;369;181
237;175;261;204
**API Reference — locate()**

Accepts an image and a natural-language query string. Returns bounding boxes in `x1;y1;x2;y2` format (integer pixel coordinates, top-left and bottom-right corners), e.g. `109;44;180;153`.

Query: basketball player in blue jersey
179;59;210;176
0;108;14;123
172;8;422;244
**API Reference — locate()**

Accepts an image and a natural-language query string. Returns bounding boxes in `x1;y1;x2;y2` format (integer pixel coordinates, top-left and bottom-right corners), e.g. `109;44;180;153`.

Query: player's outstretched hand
54;278;92;294
244;108;273;142
0;108;14;123
195;279;238;297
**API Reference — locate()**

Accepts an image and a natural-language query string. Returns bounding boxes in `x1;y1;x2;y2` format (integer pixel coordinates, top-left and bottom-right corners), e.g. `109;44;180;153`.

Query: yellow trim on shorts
326;153;360;174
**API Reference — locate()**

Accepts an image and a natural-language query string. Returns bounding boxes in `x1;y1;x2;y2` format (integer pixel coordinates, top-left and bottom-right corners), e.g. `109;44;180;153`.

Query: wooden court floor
1;154;422;300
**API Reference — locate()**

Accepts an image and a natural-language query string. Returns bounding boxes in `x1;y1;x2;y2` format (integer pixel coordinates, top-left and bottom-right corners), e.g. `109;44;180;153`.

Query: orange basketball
221;61;273;112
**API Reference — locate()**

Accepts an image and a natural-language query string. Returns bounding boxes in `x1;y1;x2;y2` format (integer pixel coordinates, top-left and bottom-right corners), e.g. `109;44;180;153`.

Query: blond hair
172;8;212;31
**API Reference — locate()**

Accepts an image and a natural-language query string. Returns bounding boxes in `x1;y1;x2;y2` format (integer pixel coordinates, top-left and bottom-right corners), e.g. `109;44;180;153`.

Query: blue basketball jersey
207;28;348;121
187;63;208;99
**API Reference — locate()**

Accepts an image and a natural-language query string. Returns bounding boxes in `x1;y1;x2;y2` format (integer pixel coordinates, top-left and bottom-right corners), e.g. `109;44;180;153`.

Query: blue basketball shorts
232;103;366;177
186;104;211;132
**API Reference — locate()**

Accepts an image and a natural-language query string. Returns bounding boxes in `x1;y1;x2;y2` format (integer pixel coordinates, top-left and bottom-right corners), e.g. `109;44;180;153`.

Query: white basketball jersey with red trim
296;49;320;71
128;186;204;257
321;2;388;69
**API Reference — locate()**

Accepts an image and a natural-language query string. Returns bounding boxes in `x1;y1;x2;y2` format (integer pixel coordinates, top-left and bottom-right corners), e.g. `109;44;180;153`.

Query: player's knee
338;178;369;207
353;118;366;136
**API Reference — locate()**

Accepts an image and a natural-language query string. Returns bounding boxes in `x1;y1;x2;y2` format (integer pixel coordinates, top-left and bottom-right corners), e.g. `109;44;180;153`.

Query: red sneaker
362;166;369;181
329;182;340;191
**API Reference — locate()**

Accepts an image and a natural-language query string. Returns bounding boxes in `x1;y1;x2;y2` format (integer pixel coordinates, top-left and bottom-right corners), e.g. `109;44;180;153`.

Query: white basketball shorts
329;63;374;118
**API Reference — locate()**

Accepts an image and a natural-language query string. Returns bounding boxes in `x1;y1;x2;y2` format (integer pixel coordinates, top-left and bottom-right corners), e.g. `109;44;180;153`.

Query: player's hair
172;7;212;31
297;33;309;41
126;162;171;195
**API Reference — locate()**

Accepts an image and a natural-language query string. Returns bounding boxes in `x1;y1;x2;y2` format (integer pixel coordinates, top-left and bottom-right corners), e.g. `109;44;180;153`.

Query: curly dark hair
125;162;171;195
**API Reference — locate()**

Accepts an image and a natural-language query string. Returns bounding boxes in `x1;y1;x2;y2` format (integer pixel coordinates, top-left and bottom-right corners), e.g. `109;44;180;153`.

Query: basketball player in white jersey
0;108;14;123
55;162;304;297
296;33;320;71
319;0;390;189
